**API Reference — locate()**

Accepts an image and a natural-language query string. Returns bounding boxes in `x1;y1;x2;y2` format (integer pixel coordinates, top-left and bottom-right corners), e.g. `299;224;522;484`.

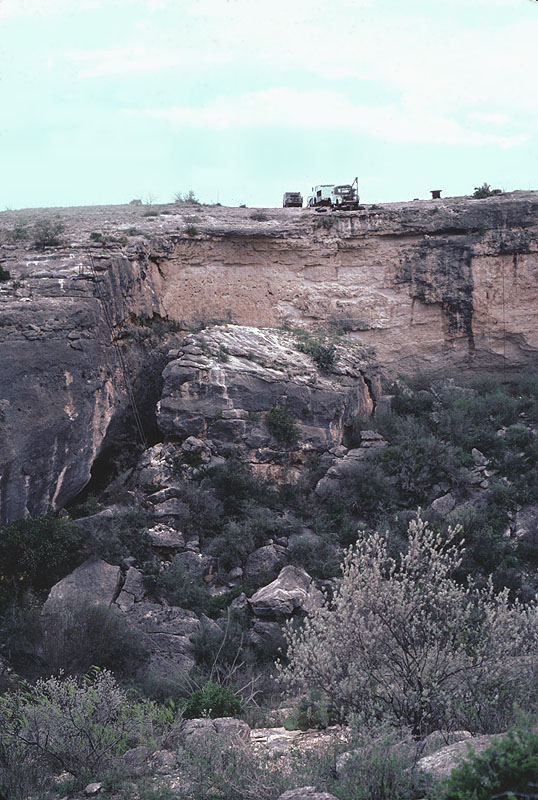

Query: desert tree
279;516;538;736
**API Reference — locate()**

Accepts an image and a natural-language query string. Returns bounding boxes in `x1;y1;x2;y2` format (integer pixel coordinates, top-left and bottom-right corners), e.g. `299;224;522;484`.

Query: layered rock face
148;192;538;373
1;191;537;521
157;325;379;480
0;249;165;523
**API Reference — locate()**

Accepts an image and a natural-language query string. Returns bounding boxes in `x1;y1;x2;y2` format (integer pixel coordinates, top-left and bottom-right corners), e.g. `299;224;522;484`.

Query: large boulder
42;555;121;618
417;734;503;779
249;565;322;618
116;566;146;611
124;602;202;678
157;326;379;475
248;619;287;656
244;544;287;585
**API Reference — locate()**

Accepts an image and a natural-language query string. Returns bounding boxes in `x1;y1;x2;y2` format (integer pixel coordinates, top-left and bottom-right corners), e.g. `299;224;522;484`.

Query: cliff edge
0;190;537;522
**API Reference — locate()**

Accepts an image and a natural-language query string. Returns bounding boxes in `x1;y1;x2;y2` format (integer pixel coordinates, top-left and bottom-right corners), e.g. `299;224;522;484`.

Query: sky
1;0;537;209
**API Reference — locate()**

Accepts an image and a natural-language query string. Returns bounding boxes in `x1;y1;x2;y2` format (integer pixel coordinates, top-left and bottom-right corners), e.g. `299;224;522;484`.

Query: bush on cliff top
32;217;66;248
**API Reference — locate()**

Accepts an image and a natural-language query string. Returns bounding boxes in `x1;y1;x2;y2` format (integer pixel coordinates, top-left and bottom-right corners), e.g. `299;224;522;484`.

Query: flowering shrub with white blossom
279;516;538;736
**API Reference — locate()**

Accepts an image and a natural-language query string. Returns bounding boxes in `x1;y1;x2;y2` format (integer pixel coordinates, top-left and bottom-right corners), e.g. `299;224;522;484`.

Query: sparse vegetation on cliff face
292;327;338;372
2;373;538;797
265;406;299;445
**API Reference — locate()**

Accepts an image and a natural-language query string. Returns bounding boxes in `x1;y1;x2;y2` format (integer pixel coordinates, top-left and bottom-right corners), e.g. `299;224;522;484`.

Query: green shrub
286;530;340;578
173;480;224;539
319;460;397;524
0;669;160;792
445;505;515;584
294;328;337;372
283;689;330;730
444;718;538;800
32;217;65;247
182;680;243;718
473;183;502;199
265;406;299;445
249;210;268;221
82;508;152;567
5;223;29;242
381;417;467;504
185;224;199;237
209;460;276;517
0;265;11;281
208;504;287;572
0;515;83;611
156;557;212;613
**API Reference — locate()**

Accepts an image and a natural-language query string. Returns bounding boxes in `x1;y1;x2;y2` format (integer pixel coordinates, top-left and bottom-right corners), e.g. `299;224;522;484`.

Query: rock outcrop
249;565;323;619
157;325;379;480
0;248;168;523
41;555;121;619
1;191;538;522
417;734;502;779
123;602;201;678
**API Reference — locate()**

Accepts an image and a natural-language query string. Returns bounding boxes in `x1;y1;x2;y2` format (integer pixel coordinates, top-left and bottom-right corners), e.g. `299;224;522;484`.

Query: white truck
306;178;360;210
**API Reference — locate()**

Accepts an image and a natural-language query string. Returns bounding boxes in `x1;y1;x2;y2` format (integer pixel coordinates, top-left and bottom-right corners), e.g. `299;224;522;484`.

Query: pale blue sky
1;0;537;209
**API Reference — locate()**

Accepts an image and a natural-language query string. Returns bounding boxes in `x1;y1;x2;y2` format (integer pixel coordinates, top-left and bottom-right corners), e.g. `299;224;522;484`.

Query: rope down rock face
1;192;537;522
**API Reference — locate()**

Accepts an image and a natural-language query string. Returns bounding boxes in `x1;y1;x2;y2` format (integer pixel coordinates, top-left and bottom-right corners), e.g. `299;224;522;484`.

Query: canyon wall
150;193;538;373
1;190;537;522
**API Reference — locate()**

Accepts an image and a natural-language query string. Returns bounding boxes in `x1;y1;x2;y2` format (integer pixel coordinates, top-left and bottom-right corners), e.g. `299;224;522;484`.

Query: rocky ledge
157;325;380;481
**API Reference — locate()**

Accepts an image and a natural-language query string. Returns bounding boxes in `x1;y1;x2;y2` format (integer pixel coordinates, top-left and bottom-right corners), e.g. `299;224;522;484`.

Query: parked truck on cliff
307;177;360;210
283;191;303;208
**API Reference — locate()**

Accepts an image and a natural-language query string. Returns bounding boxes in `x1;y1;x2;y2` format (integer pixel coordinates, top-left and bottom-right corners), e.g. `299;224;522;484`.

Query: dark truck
283;192;303;208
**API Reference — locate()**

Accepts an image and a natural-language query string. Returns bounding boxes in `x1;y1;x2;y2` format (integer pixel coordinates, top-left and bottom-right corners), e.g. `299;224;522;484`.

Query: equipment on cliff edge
283;191;303;208
306;177;360;210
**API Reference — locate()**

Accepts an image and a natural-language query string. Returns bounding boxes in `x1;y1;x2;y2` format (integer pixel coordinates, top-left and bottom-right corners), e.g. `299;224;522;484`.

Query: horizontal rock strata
1;192;538;521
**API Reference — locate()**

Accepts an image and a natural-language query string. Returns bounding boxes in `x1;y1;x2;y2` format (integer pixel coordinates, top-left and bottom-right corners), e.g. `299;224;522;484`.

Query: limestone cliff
1;190;537;522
